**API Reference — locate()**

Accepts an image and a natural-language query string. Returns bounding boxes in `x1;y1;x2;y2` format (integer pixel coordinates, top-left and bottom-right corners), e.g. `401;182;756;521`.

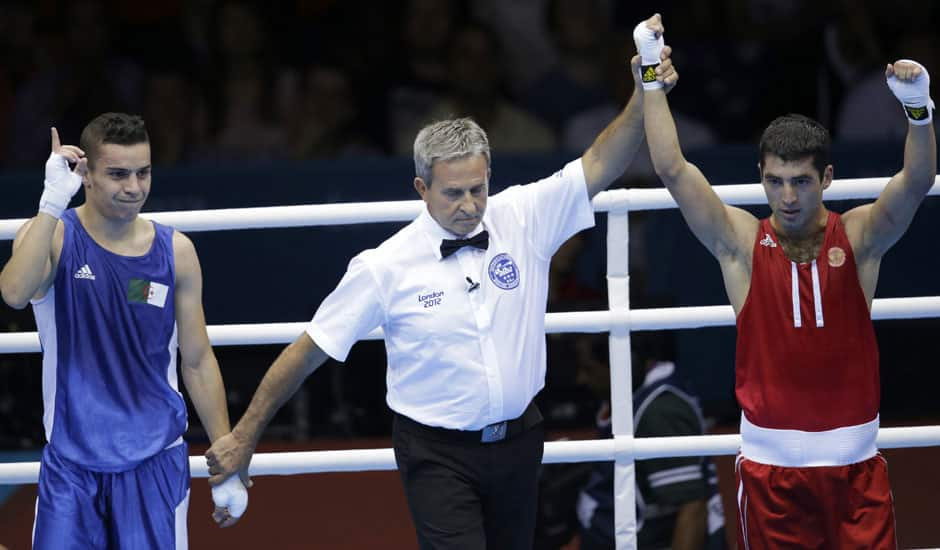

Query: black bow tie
440;230;489;258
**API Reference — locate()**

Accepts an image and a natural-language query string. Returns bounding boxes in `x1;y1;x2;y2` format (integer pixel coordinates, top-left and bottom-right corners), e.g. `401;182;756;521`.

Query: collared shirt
307;158;594;429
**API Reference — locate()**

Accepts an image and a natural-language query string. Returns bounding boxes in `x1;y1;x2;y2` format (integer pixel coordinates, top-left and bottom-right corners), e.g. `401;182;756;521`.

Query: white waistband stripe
740;413;879;467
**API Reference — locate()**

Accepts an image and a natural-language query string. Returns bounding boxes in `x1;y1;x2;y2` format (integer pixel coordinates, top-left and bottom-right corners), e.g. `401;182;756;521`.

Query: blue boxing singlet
32;209;186;472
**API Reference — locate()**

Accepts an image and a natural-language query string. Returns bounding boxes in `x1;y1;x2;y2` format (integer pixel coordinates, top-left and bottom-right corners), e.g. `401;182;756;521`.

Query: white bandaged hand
211;475;249;519
633;18;665;90
39;152;83;219
887;59;934;125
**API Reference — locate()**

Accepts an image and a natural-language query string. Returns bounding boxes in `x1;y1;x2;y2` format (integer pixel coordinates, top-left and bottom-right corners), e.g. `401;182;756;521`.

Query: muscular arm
0;216;61;309
848;120;936;259
582;80;645;199
174;232;231;443
843;61;936;303
234;333;328;445
206;332;329;484
643;86;758;310
643;88;757;259
672;499;707;550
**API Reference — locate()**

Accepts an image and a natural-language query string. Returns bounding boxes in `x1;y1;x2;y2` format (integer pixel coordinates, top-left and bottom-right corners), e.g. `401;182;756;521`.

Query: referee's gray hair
413;118;491;186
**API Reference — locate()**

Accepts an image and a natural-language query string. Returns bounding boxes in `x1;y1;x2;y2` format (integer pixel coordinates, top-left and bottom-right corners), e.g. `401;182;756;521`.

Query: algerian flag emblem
127;278;169;308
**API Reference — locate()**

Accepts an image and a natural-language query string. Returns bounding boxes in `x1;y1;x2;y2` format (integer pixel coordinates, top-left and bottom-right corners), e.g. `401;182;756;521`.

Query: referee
207;16;677;548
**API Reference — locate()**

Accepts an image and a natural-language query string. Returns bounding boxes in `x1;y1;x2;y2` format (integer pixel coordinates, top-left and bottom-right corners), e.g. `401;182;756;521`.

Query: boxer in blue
0;113;247;548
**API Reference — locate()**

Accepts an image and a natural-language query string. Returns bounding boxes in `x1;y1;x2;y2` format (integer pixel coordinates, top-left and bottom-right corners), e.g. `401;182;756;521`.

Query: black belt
395;402;543;444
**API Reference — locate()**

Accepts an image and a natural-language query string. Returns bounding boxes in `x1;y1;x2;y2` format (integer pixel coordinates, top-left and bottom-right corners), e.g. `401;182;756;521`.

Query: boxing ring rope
2;177;940;549
0;177;938;238
2;426;939;485
1;296;937;353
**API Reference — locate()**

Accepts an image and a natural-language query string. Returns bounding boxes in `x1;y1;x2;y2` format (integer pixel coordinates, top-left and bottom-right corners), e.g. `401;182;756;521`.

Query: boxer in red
634;14;936;549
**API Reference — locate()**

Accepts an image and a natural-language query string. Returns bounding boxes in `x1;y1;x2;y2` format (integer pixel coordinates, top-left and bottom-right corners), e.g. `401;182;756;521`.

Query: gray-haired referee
206;16;676;549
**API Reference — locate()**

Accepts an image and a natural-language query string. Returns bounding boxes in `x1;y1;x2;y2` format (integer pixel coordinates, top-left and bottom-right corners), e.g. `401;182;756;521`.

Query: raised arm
847;60;937;259
582;15;678;199
205;332;329;484
636;16;757;261
0;128;85;308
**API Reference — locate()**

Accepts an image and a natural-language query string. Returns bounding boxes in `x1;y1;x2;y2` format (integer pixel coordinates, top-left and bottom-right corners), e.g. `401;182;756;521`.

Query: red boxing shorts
735;453;896;549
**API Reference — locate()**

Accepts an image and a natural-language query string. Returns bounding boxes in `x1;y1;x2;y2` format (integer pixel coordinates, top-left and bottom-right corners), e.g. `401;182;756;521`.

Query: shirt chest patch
417;290;445;309
128;278;169;308
488;253;520;290
827;246;846;267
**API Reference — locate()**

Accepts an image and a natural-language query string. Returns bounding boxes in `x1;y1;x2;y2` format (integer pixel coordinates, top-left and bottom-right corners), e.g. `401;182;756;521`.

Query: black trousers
392;411;545;550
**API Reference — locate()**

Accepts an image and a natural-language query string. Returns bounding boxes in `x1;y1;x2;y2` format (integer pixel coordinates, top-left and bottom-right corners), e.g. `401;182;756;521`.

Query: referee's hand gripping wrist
886;59;934;125
206;429;255;488
633;14;666;90
39;128;86;219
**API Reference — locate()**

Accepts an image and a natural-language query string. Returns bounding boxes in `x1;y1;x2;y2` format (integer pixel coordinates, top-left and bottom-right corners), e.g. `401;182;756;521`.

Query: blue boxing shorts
33;442;191;549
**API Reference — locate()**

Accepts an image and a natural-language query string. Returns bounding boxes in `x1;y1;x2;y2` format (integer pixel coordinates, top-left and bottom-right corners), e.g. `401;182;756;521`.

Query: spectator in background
820;1;884;95
392;22;557;155
295;0;399;150
577;329;728;549
523;0;611;131
469;0;558;95
395;0;466;95
143;66;210;166
205;0;285;161
9;0;143;167
388;0;467;154
285;64;380;159
0;1;36;166
712;0;824;135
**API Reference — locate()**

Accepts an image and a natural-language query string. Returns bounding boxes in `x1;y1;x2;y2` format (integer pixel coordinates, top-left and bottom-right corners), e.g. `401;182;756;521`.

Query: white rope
2;426;938;485
1;297;938;353
2;178;938;239
595;178;940;212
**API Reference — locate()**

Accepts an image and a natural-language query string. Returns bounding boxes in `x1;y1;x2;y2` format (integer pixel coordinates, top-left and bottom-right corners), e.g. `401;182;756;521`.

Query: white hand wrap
39;152;82;219
633;21;664;90
887;59;934;125
211;475;248;518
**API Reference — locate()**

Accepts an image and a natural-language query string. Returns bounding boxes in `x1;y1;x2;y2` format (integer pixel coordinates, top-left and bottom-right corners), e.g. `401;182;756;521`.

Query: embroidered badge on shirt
827;247;846;267
759;233;777;247
488;253;520;290
127;278;169;308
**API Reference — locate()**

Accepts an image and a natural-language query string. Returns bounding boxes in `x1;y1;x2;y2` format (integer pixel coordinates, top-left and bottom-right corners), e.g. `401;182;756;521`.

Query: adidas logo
759;233;777;248
74;264;96;280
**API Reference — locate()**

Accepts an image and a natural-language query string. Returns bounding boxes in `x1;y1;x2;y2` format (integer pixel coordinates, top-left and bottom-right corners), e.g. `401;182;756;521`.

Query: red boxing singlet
735;212;879;432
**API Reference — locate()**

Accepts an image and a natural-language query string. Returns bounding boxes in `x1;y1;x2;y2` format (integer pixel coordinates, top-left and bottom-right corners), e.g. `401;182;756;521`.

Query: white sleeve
510;157;595;257
306;254;386;362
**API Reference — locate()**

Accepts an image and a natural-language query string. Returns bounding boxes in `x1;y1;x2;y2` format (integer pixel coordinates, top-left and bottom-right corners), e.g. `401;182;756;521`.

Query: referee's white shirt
307;158;595;430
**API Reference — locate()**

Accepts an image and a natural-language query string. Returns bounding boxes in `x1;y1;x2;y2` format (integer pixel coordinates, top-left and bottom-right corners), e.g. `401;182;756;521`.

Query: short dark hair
758;114;830;177
79;113;149;167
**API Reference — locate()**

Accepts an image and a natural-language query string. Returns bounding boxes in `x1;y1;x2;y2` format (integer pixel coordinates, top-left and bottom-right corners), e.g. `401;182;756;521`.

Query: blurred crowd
1;0;938;171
